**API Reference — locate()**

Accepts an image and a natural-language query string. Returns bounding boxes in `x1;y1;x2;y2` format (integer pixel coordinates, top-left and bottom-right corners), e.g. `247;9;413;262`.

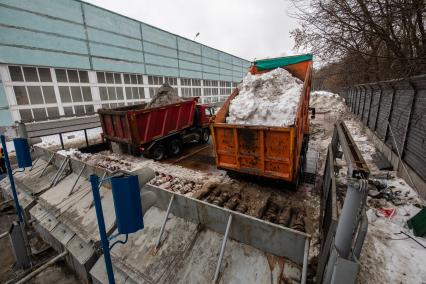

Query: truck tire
167;139;182;156
151;144;166;161
199;128;210;144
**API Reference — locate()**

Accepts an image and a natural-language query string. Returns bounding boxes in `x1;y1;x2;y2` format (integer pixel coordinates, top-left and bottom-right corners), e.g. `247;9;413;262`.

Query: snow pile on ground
359;186;426;284
226;68;303;126
147;83;184;108
37;127;102;149
309;91;346;114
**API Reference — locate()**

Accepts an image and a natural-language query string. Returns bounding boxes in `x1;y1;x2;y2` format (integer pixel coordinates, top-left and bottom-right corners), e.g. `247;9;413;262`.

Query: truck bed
211;55;312;183
98;98;198;147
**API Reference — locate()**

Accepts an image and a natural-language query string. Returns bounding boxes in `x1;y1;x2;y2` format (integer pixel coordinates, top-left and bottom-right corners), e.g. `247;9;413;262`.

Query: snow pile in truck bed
226;68;303;127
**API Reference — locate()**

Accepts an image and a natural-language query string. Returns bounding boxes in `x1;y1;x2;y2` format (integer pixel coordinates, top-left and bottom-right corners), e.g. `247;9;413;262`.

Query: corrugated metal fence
340;74;426;182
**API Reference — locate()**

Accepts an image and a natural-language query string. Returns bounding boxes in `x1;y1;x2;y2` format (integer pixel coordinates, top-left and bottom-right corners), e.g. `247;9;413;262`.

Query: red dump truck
98;97;214;160
211;54;313;185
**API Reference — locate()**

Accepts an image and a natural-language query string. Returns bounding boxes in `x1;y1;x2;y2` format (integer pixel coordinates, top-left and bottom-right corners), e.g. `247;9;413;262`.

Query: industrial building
0;0;250;126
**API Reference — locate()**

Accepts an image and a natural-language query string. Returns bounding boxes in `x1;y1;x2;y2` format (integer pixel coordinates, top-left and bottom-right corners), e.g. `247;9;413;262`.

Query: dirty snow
226;68;303;126
339;119;426;284
310;91;346;115
36;127;103;148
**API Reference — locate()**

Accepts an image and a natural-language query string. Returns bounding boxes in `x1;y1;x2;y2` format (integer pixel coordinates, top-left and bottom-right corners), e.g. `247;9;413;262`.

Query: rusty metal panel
403;75;426;181
213;125;294;181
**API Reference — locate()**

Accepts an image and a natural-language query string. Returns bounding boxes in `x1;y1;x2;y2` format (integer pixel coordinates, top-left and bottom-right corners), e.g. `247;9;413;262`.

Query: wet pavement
161;141;225;175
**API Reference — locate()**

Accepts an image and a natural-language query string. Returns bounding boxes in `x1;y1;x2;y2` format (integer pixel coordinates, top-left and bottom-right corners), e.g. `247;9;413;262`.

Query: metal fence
340;74;426;182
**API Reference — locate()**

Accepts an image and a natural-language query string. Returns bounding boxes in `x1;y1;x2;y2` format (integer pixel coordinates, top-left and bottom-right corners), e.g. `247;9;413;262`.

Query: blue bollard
13;138;32;168
110;175;144;234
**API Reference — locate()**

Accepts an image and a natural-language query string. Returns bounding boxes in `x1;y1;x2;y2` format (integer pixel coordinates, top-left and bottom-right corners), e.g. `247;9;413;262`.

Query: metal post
155;194;175;249
89;174;115;284
50;157;68;187
29;157;39;171
84;129;89;147
59;133;64;150
213;214;233;283
39;153;55;178
68;164;86;196
334;179;367;258
1;135;24;222
301;238;310;284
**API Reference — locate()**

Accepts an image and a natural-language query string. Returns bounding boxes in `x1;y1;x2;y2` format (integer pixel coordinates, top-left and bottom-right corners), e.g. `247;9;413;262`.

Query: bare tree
290;0;426;89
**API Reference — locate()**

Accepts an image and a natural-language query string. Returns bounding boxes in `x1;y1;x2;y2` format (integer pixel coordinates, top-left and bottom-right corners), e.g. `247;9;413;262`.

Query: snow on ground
36;127;103;149
306;90;425;283
342;119;426;284
308;90;349;173
226;68;303;126
310;90;346;115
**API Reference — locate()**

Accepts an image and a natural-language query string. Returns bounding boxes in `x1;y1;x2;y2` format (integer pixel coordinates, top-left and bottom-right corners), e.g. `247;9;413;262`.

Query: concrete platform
90;207;302;284
1;146;310;283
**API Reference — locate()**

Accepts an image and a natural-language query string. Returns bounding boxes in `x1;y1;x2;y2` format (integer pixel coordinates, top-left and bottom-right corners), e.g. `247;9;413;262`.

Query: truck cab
196;104;215;126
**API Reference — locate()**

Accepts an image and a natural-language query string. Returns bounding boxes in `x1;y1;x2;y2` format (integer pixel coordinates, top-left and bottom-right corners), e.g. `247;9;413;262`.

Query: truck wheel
199;128;210;144
167;139;182;156
151;144;166;161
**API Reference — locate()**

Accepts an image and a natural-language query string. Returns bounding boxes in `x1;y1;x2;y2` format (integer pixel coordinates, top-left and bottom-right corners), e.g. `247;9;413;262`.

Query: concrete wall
0;0;250;81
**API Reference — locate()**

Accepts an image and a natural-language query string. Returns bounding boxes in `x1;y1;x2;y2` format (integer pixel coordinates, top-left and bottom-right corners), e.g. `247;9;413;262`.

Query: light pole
193;32;200;41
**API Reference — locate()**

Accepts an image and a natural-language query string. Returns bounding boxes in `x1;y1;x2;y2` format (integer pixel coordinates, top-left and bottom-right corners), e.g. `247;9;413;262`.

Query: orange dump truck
211;54;313;185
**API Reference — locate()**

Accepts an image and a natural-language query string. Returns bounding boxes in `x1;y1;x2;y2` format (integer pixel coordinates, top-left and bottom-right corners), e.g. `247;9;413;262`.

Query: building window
56;68;93;116
39;68;52;82
23;67;39;82
19;109;32;121
13;86;29;105
55;69;68;82
27;86;44;105
42;86;56;103
9;66;24;82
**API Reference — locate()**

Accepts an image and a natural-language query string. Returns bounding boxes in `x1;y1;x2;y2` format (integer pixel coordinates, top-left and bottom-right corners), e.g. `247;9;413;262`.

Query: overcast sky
84;0;300;61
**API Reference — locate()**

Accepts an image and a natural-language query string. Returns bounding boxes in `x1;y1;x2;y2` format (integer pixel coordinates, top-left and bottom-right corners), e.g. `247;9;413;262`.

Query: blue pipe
1;135;23;222
89;174;115;284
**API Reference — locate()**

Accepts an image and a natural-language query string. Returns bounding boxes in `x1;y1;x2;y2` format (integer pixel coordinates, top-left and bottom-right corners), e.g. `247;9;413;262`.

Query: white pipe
213;214;233;283
15;250;68;284
155;194;174;248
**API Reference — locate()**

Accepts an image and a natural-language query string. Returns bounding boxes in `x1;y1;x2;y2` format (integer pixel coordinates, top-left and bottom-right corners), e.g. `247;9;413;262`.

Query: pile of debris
226;68;303;126
149;172;203;195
